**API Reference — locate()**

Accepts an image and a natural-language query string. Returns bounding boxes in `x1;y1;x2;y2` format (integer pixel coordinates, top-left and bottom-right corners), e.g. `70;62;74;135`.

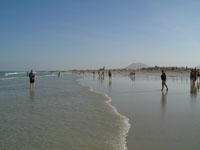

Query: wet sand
81;74;200;150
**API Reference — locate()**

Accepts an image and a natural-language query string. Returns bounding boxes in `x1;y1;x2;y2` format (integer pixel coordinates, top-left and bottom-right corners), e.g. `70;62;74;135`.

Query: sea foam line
76;79;131;150
5;72;18;76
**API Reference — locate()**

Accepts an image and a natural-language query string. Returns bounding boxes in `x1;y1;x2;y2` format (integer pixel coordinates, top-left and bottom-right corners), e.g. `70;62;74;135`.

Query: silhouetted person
108;70;112;80
58;72;61;77
29;70;35;89
161;70;168;91
190;69;197;83
194;68;197;82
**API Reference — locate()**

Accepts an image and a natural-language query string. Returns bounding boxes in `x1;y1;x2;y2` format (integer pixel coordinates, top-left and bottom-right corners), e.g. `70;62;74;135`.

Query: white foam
76;79;131;150
5;72;18;76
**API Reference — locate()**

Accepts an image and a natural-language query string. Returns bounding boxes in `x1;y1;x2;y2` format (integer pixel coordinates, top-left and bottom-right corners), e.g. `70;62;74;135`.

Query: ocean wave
76;79;131;150
5;72;18;76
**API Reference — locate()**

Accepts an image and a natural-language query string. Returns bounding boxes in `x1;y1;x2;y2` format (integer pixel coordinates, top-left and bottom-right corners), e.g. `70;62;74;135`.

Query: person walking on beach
58;72;61;77
29;70;35;89
190;69;197;84
161;70;168;91
108;70;112;80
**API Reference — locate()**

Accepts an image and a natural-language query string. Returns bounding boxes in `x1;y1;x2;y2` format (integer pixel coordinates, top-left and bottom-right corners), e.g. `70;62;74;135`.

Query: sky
0;0;200;71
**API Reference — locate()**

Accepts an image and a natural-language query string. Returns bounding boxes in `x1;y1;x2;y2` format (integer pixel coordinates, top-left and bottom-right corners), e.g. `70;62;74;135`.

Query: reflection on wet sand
190;82;198;99
190;81;200;104
130;76;135;82
108;80;112;93
161;90;168;117
30;89;35;102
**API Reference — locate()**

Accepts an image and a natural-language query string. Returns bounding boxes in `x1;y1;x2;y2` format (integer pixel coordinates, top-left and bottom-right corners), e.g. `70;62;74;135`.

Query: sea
0;71;130;150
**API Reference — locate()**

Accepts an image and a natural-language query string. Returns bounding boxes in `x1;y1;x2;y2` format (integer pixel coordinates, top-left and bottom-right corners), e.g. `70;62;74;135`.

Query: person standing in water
29;70;35;89
161;70;168;91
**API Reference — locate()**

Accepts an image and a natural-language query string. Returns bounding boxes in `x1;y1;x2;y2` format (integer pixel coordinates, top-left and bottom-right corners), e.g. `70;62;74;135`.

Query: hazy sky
0;0;200;70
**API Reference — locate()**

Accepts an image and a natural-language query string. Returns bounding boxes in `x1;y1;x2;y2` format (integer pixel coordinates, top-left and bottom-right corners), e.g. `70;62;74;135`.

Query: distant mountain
126;63;149;70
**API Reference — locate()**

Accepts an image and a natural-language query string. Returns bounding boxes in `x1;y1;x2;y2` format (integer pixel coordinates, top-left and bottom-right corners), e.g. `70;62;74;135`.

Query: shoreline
77;78;131;150
37;70;190;77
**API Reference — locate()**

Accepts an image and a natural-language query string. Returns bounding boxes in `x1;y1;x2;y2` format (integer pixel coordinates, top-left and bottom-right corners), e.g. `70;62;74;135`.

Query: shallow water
81;74;200;150
0;73;128;150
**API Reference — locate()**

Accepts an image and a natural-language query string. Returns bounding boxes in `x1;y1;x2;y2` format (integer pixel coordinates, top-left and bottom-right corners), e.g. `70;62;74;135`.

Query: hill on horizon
126;63;149;70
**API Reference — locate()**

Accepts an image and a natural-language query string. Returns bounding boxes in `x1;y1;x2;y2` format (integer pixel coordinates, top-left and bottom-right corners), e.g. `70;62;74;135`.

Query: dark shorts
30;78;35;83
